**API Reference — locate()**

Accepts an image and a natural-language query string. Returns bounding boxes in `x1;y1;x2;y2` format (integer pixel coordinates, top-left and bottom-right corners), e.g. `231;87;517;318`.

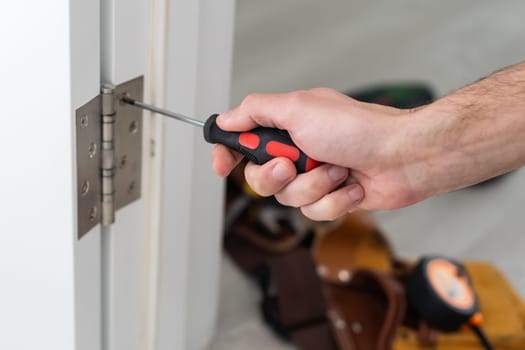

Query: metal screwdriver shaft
121;96;321;173
122;97;205;127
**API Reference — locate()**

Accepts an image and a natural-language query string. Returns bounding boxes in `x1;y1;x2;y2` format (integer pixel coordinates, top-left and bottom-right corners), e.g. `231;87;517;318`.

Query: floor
209;1;525;349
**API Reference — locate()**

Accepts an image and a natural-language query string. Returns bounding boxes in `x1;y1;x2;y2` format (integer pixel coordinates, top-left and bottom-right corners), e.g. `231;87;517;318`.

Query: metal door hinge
75;76;144;239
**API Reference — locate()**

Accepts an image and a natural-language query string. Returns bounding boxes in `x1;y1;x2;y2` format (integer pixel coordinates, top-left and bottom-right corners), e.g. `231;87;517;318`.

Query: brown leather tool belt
225;206;409;350
223;172;525;350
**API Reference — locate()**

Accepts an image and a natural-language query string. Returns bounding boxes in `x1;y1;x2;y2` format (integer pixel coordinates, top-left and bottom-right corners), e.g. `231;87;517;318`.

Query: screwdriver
122;97;321;173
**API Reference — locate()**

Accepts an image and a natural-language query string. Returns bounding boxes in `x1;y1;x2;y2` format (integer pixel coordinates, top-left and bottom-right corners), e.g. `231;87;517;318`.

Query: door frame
0;0;235;349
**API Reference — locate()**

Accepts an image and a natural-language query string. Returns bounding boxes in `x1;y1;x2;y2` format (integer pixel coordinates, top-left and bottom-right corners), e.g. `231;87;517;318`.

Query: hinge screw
81;180;90;196
80;115;89;128
88;142;97;158
88;206;98;222
128;181;136;194
119;155;127;169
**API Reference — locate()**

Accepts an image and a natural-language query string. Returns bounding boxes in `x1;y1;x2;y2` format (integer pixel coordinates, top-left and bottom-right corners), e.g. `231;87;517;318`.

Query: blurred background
210;1;525;349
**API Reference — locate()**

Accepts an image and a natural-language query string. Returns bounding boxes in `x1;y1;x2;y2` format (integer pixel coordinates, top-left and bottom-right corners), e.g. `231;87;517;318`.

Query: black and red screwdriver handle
203;114;321;173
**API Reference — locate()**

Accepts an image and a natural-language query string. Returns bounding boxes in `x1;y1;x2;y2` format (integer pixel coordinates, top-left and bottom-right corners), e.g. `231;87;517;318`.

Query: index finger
217;92;301;132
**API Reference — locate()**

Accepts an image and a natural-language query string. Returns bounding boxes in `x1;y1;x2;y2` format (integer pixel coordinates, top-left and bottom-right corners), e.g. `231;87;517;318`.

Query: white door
0;0;234;349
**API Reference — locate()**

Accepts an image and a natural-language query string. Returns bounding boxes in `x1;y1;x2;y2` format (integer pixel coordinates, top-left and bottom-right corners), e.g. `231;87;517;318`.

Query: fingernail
348;185;364;204
328;165;347;182
272;163;293;182
218;111;230;120
217;110;232;121
216;112;230;127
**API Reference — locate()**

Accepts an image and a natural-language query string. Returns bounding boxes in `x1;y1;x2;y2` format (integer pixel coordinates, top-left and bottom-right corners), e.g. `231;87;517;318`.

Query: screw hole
128;181;136;195
81;180;90;196
88;206;98;222
129;120;138;134
88;142;97;158
80;115;89;128
119;155;127;169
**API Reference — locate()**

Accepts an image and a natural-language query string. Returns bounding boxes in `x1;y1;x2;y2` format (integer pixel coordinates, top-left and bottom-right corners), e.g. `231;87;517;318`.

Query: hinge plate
76;94;102;237
76;76;144;239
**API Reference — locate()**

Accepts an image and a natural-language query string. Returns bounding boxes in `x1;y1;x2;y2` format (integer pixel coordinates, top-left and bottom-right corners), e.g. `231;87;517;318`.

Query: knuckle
240;93;260;111
304;167;339;199
274;90;311;125
242;93;259;104
275;174;330;207
302;179;327;202
287;90;310;107
280;187;316;208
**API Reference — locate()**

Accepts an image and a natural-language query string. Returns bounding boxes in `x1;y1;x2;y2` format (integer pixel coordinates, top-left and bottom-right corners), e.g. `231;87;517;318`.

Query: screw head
81;180;90;196
80;115;89;128
88;206;98;222
119;155;127;169
128;181;136;194
88;142;97;158
129;120;138;134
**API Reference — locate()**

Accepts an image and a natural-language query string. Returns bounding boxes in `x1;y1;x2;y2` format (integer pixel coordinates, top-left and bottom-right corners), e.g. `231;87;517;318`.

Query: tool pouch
224;171;525;350
314;212;407;350
324;269;406;350
314;212;525;350
225;208;407;350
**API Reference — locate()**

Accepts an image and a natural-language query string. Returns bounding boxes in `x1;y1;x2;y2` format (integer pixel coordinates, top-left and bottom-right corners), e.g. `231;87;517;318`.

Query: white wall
0;1;77;349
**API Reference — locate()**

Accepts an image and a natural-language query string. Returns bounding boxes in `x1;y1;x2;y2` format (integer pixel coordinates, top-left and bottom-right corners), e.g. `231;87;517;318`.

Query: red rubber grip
204;114;322;173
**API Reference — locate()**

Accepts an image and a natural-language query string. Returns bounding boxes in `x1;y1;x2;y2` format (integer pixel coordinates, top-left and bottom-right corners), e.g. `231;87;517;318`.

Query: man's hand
213;63;525;221
212;88;420;220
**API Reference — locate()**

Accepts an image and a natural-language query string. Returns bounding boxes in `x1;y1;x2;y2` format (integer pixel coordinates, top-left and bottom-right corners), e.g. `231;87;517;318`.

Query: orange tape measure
406;256;493;350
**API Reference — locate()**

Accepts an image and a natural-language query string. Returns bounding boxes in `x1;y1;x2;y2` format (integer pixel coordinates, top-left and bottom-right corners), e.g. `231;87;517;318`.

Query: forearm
401;62;525;198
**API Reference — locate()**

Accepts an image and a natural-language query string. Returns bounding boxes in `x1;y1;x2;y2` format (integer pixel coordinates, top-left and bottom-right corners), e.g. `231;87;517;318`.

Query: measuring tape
406;256;493;350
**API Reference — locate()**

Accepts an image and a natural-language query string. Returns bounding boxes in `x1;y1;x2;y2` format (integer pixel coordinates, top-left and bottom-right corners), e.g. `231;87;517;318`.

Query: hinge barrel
101;85;116;226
